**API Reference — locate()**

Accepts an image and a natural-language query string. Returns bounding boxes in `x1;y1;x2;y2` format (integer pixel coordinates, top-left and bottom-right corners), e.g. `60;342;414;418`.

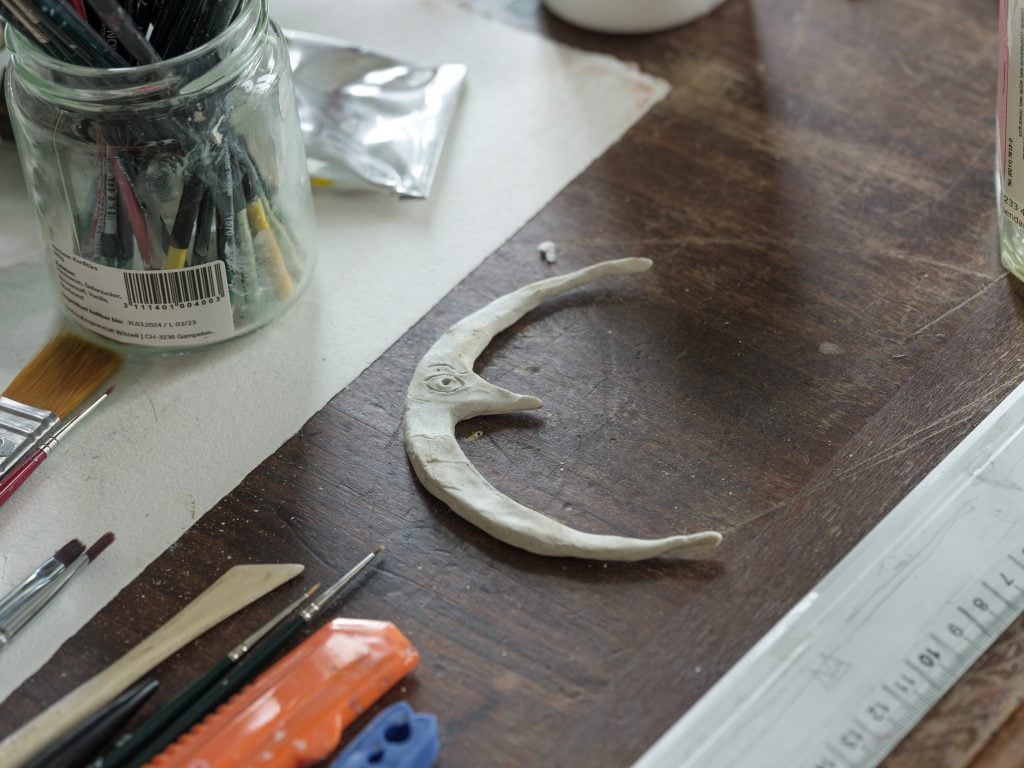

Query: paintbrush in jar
0;331;123;481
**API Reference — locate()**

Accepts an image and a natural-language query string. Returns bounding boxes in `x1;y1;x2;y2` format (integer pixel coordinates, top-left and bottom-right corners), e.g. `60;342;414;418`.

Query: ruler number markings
982;580;1014;610
635;394;1024;768
805;542;1024;768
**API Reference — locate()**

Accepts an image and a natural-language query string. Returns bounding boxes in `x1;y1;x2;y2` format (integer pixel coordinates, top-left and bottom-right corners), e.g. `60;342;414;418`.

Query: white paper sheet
0;0;667;702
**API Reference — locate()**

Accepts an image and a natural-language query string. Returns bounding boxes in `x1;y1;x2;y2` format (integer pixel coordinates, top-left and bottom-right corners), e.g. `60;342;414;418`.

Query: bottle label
51;246;235;348
1002;0;1024;226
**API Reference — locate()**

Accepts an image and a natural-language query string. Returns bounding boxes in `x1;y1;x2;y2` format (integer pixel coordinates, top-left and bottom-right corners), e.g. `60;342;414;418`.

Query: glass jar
1000;0;1024;281
4;0;316;350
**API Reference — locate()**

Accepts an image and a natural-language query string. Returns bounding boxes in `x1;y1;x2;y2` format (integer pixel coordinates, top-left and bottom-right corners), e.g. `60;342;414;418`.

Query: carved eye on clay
424;371;467;393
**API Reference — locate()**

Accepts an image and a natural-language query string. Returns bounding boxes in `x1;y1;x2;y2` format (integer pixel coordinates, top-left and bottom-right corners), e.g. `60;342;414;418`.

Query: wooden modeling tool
0;332;122;480
0;563;304;768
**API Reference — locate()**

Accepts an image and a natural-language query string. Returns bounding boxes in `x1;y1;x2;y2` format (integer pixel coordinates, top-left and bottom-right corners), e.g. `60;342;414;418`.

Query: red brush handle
0;451;47;507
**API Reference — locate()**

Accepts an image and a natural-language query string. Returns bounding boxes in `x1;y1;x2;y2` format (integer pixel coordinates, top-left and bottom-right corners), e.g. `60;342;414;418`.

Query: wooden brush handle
0;563;303;768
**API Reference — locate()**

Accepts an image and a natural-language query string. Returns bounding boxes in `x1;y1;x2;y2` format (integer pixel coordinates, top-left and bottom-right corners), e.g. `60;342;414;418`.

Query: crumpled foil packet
285;30;466;198
0;30;466;199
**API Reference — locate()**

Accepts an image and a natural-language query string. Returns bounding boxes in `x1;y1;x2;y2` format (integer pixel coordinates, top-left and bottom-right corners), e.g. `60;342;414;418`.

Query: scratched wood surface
0;0;1019;765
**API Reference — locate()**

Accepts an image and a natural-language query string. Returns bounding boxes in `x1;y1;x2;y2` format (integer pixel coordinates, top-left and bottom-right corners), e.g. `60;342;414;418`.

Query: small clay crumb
538;240;557;263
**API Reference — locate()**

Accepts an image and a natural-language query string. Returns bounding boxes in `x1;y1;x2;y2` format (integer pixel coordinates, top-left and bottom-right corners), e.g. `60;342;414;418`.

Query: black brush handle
122;616;306;768
23;678;158;768
90;658;232;768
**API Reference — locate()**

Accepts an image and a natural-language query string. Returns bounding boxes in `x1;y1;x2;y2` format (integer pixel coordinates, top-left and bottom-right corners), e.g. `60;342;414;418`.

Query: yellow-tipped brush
0;331;123;478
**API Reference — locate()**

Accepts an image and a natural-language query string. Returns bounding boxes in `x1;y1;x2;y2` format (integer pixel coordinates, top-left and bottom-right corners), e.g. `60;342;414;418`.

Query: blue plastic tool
328;701;439;768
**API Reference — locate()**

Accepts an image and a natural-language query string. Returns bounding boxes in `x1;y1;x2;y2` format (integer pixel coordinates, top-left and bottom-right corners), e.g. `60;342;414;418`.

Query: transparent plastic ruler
634;380;1024;768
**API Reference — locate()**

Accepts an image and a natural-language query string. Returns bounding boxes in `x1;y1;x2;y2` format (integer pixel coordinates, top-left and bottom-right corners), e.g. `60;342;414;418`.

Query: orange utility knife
147;618;419;768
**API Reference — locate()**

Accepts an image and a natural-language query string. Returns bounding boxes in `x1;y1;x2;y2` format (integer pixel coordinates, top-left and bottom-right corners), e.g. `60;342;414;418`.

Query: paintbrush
82;0;157;65
0;539;85;619
0;532;116;648
0;563;304;767
0;332;122;481
122;548;382;768
90;583;321;768
0;388;114;507
22;678;159;768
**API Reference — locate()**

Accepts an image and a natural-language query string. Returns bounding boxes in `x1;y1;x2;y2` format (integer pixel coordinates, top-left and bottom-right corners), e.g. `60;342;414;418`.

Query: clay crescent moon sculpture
403;257;723;561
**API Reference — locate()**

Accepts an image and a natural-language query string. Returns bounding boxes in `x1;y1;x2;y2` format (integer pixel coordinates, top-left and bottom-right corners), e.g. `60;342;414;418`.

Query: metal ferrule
0;559;66;620
0;396;59;479
0;556;84;647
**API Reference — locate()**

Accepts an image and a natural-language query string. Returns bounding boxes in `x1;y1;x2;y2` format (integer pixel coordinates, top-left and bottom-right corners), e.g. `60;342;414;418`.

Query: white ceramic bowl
542;0;728;34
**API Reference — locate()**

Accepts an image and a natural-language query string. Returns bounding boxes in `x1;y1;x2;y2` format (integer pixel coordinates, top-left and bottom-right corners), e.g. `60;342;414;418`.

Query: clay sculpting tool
0;533;115;648
0;563;304;768
0;388;114;507
124;548;382;767
0;332;122;481
328;701;440;768
90;583;321;768
146;618;419;768
23;678;159;768
0;539;85;619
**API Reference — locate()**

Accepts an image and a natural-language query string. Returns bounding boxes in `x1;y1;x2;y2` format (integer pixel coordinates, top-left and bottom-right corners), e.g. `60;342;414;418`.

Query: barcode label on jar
51;246;235;347
123;263;226;307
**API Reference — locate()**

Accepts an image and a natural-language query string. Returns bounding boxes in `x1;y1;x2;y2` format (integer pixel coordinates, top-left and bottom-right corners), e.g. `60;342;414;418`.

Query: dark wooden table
3;0;1021;765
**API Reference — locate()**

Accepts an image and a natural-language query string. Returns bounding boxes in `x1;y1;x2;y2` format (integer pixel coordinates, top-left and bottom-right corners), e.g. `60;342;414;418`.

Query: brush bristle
54;539;86;566
85;532;115;561
3;332;123;418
